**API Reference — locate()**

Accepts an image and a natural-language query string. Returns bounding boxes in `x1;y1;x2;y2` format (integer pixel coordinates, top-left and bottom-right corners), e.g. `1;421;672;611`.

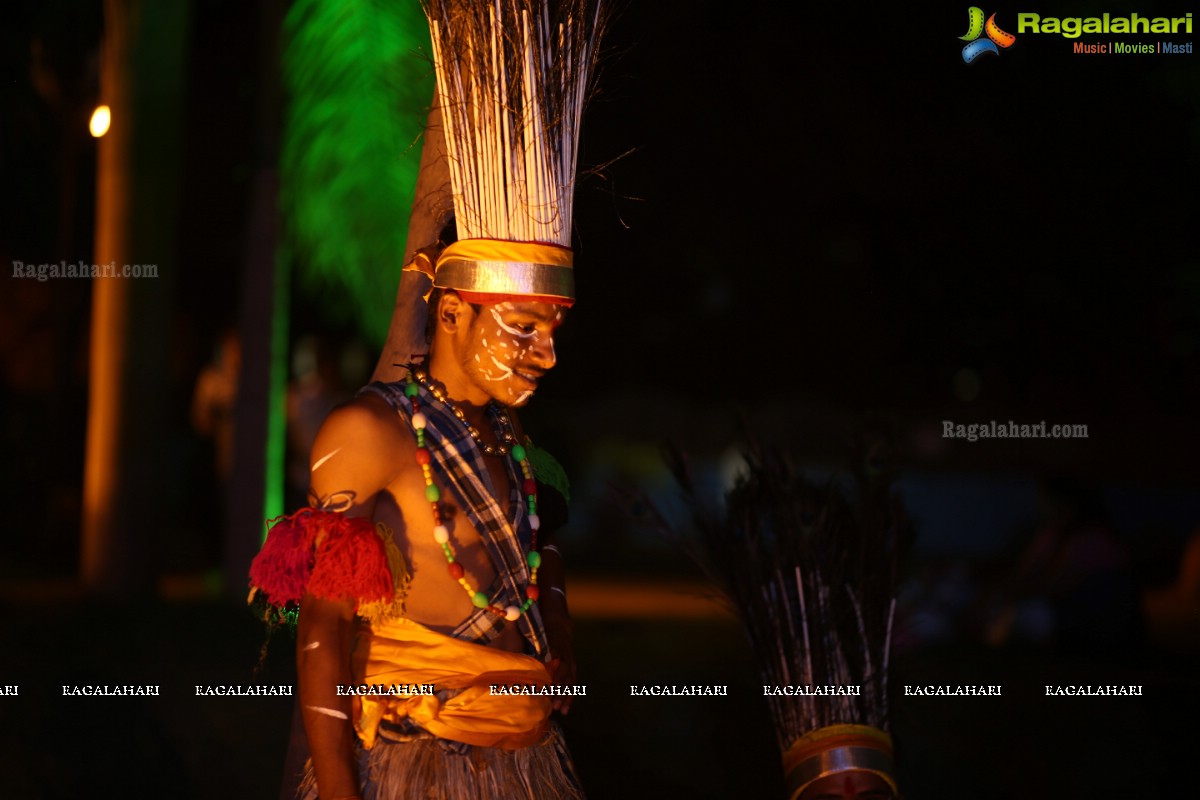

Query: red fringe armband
248;509;393;609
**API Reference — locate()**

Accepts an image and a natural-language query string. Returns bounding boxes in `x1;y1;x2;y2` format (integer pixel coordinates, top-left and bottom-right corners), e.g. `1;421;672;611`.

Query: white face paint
303;641;321;651
490;307;536;339
488;355;514;378
459;301;564;407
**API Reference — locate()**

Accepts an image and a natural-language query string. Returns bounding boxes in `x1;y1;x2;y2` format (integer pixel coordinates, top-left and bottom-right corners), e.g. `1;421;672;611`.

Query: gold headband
434;239;574;302
783;724;899;799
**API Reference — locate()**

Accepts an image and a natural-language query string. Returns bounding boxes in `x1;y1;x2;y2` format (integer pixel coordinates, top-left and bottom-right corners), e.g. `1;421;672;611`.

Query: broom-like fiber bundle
422;0;605;245
668;441;910;754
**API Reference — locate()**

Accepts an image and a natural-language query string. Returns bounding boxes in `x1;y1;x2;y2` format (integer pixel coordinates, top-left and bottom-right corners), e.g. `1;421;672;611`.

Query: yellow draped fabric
351;616;552;751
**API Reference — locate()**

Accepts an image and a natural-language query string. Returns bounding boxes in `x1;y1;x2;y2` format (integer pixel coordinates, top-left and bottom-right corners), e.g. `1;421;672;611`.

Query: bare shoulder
309;393;414;507
317;393;405;442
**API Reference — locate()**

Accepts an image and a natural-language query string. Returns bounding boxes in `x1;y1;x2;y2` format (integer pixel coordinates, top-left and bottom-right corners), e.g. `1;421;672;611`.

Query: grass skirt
298;723;586;800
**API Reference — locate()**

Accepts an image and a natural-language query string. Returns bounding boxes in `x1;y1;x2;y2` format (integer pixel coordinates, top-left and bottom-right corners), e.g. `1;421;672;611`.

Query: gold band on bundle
434;239;575;302
783;724;898;799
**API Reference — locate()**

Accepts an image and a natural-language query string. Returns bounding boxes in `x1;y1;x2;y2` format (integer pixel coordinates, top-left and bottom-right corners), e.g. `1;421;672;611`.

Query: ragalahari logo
960;7;1016;62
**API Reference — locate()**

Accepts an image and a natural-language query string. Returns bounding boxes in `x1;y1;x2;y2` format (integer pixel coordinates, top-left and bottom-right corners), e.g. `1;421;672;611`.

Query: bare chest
379;451;518;635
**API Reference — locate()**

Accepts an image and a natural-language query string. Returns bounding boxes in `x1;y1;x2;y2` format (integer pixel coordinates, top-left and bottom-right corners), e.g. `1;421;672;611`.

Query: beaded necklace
410;368;517;457
405;373;541;620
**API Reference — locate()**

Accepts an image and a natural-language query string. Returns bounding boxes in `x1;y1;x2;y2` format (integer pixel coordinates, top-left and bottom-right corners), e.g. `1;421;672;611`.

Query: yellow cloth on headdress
433;238;575;303
351;616;552;751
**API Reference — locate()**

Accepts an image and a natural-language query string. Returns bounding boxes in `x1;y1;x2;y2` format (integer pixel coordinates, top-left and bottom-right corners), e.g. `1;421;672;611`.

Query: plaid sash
361;380;547;656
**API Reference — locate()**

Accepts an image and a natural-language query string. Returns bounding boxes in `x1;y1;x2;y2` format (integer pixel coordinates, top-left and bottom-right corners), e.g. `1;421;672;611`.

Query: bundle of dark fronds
421;0;607;244
666;430;913;754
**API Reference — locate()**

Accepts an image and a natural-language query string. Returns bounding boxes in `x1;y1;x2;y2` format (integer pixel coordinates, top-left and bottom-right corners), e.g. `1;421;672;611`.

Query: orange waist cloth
351;616;552;751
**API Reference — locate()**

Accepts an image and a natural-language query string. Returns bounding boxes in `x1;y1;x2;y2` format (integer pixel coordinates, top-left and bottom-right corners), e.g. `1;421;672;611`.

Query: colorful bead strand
407;376;540;619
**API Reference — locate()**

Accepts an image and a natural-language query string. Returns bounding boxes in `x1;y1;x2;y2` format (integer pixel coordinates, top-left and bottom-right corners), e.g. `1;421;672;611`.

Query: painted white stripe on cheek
487;355;514;380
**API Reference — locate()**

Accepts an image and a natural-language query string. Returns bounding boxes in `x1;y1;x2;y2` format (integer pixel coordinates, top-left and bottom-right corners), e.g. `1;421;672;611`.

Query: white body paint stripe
305;705;348;720
312;448;342;472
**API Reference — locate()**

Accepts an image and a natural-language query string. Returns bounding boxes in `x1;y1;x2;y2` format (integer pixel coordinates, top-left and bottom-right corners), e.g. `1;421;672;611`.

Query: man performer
248;1;603;797
266;252;582;800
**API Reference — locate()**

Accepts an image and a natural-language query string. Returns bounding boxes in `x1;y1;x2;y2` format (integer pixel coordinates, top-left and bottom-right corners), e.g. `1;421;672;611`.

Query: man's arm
508;428;577;715
297;594;358;798
532;482;573;714
537;525;577;714
296;395;409;799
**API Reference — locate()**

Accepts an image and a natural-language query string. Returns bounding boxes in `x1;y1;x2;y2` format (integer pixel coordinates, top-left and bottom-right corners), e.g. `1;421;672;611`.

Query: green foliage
527;442;571;504
280;0;433;345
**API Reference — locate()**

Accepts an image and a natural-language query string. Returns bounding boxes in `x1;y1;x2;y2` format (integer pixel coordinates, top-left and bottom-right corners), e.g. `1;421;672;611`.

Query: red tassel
248;511;315;605
248;509;392;608
309;513;393;604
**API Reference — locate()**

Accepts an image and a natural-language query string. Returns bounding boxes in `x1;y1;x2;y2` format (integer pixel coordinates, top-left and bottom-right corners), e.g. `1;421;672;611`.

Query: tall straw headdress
421;0;604;306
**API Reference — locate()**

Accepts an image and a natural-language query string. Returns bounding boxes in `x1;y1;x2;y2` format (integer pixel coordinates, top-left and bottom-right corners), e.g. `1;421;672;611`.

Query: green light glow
263;246;291;529
280;0;433;346
266;0;433;528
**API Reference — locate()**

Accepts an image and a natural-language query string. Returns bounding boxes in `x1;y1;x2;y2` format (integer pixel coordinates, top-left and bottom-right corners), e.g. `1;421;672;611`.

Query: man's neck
424;353;492;430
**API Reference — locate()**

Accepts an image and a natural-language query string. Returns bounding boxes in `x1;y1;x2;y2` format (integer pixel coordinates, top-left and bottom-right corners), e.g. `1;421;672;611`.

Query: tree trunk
82;0;188;595
227;0;285;602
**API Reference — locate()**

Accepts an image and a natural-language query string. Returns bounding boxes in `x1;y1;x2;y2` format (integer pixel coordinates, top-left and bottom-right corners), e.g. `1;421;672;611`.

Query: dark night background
2;1;1199;799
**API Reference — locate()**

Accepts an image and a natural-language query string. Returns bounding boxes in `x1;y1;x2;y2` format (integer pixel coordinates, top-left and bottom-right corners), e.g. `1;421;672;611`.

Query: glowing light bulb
89;105;111;138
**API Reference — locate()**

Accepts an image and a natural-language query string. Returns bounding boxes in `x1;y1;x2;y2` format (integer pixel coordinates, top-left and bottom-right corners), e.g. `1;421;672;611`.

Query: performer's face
801;771;894;800
460;300;564;407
